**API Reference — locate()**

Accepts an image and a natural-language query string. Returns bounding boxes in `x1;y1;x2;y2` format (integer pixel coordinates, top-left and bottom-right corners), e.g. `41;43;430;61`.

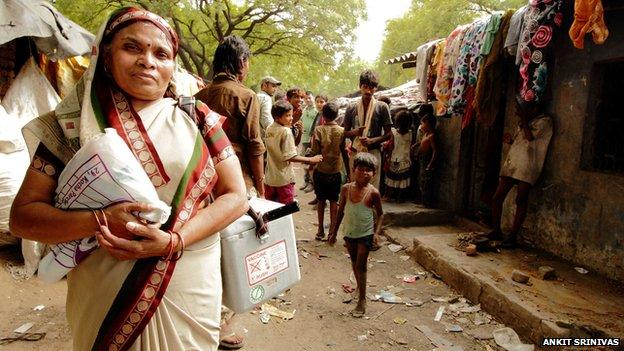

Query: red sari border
94;138;218;351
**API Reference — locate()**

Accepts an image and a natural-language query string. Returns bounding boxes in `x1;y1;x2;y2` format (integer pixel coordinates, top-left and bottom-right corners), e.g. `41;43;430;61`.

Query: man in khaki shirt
195;35;266;197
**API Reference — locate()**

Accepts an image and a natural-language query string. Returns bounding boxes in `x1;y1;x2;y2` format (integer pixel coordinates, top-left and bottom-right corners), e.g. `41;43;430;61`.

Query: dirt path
0;169;510;350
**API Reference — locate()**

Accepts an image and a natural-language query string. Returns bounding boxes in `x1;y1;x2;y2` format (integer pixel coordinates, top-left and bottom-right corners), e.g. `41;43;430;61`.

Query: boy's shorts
264;183;295;205
344;234;374;250
313;171;341;202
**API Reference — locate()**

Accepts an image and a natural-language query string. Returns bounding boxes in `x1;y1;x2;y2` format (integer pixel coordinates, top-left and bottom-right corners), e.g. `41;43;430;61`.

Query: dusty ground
0;169;512;350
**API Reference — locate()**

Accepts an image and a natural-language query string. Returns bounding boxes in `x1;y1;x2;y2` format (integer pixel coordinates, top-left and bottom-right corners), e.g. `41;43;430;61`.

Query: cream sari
24;8;234;351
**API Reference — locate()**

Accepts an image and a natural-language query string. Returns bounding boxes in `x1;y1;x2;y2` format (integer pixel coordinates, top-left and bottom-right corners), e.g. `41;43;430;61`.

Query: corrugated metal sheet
383;51;417;65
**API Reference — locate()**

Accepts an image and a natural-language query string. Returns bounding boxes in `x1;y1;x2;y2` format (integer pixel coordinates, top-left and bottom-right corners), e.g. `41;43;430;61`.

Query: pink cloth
265;183;295;205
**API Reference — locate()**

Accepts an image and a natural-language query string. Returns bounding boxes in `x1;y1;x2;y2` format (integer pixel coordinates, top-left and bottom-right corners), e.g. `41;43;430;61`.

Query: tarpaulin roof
383;51;417;65
0;0;94;59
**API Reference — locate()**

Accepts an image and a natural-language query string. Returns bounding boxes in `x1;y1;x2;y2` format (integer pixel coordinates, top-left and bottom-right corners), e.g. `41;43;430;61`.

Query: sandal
219;332;244;350
315;232;325;241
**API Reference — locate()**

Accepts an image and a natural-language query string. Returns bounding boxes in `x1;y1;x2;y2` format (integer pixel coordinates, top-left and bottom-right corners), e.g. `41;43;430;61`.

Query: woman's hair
213;35;250;76
321;102;339;121
359;69;379;88
271;100;294;119
353;152;377;171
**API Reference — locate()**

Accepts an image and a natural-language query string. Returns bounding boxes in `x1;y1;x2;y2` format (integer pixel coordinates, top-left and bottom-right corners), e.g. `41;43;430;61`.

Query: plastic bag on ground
493;327;534;351
38;128;171;283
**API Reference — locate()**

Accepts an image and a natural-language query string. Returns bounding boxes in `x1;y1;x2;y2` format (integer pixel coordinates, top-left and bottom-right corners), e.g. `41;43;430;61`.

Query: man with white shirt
257;76;281;141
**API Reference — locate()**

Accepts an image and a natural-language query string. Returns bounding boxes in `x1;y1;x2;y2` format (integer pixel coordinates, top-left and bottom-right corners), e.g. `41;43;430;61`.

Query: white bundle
38;128;171;283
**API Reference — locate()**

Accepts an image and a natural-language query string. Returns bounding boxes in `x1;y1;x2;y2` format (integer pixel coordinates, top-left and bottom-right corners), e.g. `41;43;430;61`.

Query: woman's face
107;22;175;102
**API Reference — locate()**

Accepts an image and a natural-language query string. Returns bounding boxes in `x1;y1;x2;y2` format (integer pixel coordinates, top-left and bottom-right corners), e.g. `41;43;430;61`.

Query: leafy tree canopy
53;0;367;97
375;0;527;88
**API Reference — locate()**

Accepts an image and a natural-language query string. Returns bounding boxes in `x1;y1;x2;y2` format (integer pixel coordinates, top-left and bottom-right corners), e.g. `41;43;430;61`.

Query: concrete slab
385;226;624;346
383;203;454;227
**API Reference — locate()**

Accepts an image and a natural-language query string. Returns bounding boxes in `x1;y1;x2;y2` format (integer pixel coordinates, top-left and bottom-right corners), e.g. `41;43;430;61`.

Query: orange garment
569;0;609;49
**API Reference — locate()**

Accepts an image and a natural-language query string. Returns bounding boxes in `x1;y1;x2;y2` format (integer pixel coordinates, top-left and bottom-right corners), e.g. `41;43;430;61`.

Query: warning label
245;240;289;286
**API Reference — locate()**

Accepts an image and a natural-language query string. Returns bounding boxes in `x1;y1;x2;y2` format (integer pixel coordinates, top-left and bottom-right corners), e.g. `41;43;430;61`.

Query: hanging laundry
504;5;529;65
433;25;469;116
448;18;488;124
475;10;515;127
427;39;446;103
415;39;440;102
569;0;609;49
481;12;504;57
516;0;563;108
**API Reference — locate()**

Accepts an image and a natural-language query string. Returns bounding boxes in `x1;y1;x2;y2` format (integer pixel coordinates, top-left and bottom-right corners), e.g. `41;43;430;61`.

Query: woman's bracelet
163;232;175;261
170;231;185;261
92;210;102;229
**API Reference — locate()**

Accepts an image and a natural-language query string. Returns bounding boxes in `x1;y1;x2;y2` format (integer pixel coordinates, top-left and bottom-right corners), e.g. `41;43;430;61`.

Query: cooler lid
220;198;285;238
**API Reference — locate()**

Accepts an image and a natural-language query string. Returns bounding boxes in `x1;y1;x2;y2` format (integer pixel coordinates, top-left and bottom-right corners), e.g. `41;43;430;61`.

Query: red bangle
163;232;175;261
170;231;185;261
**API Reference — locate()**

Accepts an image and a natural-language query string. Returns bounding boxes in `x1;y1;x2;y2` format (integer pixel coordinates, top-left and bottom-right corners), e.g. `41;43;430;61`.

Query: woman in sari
9;7;247;351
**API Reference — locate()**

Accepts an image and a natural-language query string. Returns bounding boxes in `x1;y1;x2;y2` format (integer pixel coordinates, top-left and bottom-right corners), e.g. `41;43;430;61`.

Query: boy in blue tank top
328;152;384;317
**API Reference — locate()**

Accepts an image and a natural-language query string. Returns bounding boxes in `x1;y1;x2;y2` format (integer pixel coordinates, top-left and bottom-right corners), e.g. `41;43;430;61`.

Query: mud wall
501;7;624;281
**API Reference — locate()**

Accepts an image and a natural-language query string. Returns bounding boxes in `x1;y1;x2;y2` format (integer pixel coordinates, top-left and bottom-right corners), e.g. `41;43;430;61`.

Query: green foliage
52;0;366;97
375;0;526;88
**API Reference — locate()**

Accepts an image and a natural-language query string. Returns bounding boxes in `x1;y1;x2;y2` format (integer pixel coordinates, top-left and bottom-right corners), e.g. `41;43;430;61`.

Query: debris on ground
259;311;271;324
393;317;408;325
454;232;487;250
299;249;310;259
466;326;495;340
356;334;368;341
415;325;460;349
493;327;534;351
33;305;45;311
399;255;410;261
511;270;530;284
402;275;419;283
434;306;445;321
13;322;34;334
432;295;459;304
372;290;403;304
574;267;588;274
448;300;481;314
465;244;478;256
261;303;296;320
538;266;556;280
446;324;463;332
326;287;336;298
472;312;492;326
341;283;355;293
387;244;404;253
404;299;425;307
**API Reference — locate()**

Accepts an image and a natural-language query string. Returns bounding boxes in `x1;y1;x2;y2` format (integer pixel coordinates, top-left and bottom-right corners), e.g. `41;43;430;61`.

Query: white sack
38;128;171;283
0;106;30;244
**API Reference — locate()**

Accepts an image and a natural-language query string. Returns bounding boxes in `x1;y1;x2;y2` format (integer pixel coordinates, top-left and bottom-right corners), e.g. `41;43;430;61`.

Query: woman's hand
102;202;156;240
96;221;172;260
